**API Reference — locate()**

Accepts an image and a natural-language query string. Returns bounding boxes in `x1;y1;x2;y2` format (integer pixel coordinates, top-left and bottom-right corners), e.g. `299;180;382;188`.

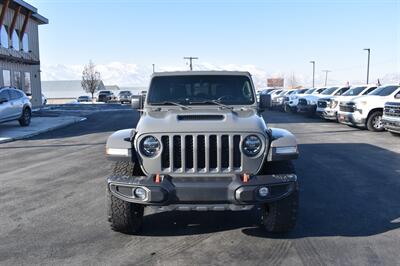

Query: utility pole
310;61;315;87
322;70;331;86
363;48;371;84
184;56;198;71
152;64;155;73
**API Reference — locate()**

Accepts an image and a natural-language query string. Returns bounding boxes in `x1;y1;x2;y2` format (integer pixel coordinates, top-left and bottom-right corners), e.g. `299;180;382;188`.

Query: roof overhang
10;0;48;25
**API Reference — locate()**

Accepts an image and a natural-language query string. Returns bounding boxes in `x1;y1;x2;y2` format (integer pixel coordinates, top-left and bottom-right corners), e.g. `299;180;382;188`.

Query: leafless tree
81;60;101;100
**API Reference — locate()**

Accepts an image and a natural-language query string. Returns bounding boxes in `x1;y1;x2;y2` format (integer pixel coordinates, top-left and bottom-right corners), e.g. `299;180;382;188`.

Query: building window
11;30;19;50
22;33;29;52
0;26;8;48
14;71;22;89
3;70;11;87
24;72;31;94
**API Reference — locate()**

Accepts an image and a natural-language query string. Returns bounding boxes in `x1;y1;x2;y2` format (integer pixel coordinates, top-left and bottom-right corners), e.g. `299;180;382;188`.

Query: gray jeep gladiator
105;71;299;234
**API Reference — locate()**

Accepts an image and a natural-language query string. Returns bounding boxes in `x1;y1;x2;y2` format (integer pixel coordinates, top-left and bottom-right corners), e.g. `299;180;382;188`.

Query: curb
0;117;87;144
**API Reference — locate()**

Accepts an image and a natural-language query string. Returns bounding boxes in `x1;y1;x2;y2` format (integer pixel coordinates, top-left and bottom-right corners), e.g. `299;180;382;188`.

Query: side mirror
259;94;272;110
395;93;400;99
0;98;8;104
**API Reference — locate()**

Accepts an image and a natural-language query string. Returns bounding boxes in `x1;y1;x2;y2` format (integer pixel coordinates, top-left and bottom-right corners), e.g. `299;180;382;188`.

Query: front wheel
107;161;144;234
261;189;299;233
18;108;31;127
366;110;384;132
258;160;298;233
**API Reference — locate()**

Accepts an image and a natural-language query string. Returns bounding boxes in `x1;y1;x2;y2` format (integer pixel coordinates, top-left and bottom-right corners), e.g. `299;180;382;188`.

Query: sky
30;0;400;87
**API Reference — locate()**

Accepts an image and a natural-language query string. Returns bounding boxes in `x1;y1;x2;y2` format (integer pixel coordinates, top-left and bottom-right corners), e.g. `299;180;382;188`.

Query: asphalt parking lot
0;108;399;265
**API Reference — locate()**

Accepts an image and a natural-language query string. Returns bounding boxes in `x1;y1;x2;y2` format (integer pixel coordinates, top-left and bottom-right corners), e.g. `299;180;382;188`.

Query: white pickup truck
338;85;400;131
382;100;400;135
298;86;350;115
316;85;377;121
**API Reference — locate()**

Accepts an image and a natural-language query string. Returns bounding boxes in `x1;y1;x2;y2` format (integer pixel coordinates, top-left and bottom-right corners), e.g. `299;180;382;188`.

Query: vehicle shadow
26;109;140;141
263;110;328;124
137;143;400;238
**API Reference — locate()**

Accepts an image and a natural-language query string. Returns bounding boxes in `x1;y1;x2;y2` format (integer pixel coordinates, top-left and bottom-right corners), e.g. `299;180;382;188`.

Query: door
9;89;24;119
0;89;12;122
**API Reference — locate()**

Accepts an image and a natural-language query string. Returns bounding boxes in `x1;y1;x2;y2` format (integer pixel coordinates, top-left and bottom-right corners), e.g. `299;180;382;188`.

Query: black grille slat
161;136;170;169
161;134;243;172
233;135;241;168
185;136;194;169
209;135;217;169
173;136;182;169
221;135;229;169
197;136;206;169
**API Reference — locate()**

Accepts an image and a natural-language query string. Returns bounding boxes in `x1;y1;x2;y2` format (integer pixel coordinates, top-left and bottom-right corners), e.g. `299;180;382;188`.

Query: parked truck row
258;84;400;134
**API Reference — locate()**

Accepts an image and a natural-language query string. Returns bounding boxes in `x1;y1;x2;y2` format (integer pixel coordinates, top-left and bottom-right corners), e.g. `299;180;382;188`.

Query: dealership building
0;0;47;107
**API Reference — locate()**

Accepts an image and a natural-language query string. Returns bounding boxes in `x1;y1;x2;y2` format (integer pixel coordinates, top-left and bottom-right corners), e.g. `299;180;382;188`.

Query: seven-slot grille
160;134;242;173
384;103;400;117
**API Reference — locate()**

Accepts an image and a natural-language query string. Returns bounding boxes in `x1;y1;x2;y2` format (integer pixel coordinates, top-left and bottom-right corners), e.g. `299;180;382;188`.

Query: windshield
119;91;131;95
147;75;255;105
321;87;339;95
297;89;308;94
305;88;316;94
99;91;111;94
342;86;366;96
369;85;399;96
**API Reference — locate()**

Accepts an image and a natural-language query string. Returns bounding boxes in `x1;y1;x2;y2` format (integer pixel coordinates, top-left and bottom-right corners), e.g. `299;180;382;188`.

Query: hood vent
177;115;224;121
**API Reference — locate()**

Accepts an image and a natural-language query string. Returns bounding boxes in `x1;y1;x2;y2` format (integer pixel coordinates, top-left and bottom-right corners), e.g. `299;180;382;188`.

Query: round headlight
242;135;262;157
140;136;161;157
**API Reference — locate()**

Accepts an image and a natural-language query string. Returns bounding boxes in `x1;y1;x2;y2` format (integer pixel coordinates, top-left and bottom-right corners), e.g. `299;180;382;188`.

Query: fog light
134;187;147;200
258;187;269;197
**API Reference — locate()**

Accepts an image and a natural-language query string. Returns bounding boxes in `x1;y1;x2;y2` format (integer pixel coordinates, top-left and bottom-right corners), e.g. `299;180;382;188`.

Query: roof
12;0;48;24
151;70;252;77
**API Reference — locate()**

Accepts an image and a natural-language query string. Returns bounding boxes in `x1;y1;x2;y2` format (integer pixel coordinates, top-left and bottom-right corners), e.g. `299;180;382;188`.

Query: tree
81;60;101;100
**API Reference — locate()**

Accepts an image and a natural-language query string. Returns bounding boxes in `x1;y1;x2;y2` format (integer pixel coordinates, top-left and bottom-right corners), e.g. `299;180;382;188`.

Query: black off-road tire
367;110;384;132
107;161;144;234
261;189;299;233
18;107;31;127
259;160;299;233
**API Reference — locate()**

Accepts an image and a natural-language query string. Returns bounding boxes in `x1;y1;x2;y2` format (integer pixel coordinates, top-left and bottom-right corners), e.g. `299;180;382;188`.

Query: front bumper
382;116;400;133
297;104;316;114
316;107;337;120
107;174;297;210
337;112;366;127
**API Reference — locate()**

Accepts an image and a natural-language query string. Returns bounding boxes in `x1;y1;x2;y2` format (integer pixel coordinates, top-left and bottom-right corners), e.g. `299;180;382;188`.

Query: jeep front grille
160;134;242;173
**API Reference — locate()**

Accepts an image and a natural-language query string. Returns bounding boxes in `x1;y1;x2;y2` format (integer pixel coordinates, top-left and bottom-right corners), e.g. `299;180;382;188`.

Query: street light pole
363;48;370;84
152;64;155;73
184;57;199;71
310;61;315;87
322;70;331;86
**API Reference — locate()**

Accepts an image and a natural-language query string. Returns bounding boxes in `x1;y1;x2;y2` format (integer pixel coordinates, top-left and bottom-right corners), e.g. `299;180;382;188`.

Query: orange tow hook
242;173;250;183
155;173;161;184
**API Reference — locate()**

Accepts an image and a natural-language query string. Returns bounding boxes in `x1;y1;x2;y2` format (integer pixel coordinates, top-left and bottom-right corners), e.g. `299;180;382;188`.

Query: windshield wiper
154;101;191;110
189;100;234;110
